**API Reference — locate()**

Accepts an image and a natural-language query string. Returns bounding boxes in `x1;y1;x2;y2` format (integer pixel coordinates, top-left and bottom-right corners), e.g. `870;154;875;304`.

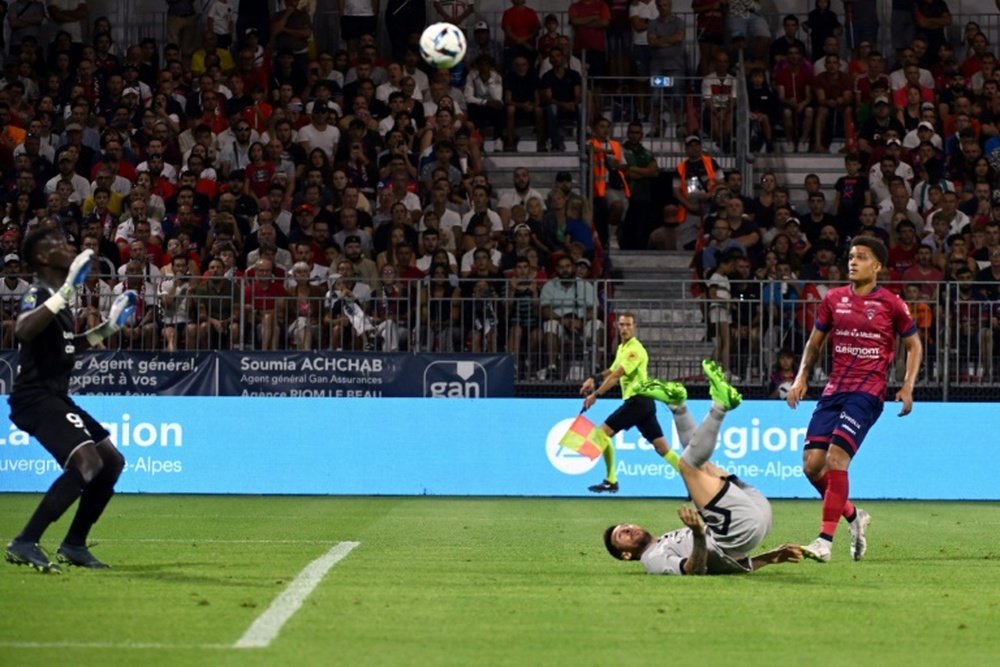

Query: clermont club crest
865;308;876;320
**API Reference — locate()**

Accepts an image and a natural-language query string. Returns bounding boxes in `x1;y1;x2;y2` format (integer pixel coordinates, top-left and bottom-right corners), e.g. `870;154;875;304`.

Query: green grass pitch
1;495;999;667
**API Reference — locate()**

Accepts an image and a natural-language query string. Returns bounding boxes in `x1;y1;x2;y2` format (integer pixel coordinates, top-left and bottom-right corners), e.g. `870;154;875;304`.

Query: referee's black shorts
604;395;664;442
10;395;111;467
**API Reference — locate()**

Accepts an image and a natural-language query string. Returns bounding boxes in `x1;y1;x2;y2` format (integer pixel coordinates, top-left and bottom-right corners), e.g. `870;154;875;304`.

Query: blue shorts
804;392;884;456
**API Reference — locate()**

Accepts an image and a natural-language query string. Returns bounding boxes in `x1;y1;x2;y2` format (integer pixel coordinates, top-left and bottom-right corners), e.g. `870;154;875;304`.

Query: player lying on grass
602;360;804;575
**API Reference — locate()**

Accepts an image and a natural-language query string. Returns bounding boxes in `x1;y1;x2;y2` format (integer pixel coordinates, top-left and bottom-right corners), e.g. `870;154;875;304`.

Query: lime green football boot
634;378;688;407
702;359;742;410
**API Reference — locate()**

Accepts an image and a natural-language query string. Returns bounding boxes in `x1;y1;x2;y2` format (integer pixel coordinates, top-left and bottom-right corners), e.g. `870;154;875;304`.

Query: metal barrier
2;274;997;395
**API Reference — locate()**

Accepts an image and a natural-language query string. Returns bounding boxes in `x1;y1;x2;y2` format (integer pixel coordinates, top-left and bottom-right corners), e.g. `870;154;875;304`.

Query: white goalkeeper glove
44;249;94;314
85;290;138;345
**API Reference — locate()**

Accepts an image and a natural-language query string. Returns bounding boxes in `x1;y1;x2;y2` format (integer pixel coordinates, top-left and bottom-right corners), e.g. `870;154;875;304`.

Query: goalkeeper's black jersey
8;282;77;406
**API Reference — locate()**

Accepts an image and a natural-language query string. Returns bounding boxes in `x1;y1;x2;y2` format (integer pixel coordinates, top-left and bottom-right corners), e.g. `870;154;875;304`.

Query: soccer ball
420;23;468;70
777;381;793;399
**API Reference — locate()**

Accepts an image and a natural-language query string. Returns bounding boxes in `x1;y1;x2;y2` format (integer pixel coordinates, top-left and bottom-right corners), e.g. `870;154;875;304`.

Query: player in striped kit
787;237;922;563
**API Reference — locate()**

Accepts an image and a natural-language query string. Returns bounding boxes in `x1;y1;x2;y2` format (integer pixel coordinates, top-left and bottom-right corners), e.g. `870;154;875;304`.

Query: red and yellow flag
559;415;612;461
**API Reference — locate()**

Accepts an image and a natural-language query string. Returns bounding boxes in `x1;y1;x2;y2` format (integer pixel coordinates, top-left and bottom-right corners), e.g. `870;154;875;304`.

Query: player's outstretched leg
634;378;687;407
702;359;742;410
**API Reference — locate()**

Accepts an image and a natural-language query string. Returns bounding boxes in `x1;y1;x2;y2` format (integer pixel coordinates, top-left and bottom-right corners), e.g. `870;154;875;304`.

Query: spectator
539;46;582;152
888;219;921;275
384;0;425;60
422;262;461;352
858;97;906;156
888;46;935;91
832;153;872;227
700;216;745;277
648;204;681;250
804;1;841;65
588;116;628;247
774;45;814;152
914;0;953;55
538;255;600;380
464;55;505;150
165;2;199;60
647;0;685;137
770;14;808;68
568;0;610;77
725;0;770;64
746;67;777;152
813;54;852;153
691;0;725;76
497;167;546;230
460;221;502;276
285;260;324;350
114;261;159;350
701;52;736;151
674;135;720;249
630;0;658;78
500;0;541;68
271;0;312;73
325;271;373;350
621;122;659;249
0;253;29;348
707;247;741;370
244;256;286;350
502;55;542;153
158;255;194;351
467;20;504;67
460;185;503;248
901;245;944;300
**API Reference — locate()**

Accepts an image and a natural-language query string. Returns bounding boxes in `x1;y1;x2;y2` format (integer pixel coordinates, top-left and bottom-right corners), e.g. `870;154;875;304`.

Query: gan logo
422;360;488;397
545;418;600;475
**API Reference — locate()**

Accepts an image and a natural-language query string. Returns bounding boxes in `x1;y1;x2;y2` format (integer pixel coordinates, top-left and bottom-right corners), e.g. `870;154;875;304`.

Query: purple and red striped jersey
814;285;917;400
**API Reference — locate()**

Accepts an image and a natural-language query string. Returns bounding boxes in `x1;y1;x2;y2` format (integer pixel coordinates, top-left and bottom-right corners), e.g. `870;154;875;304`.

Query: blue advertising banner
0;352;514;398
0;397;995;499
215;352;514;397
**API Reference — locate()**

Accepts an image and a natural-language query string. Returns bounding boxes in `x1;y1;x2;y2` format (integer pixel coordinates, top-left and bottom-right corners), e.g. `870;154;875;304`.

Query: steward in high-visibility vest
674;135;719;225
589;119;631;199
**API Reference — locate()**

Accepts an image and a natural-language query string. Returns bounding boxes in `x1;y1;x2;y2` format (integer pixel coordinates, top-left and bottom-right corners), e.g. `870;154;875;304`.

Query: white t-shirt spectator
298;124;340;159
460;247;502;274
460;208;503;234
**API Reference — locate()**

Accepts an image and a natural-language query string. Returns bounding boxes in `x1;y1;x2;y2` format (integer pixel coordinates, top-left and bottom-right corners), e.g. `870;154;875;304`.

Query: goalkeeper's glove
44;249;93;314
85;291;138;345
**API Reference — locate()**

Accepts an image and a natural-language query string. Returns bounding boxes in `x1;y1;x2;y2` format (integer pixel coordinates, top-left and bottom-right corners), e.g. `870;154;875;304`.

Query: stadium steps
754;151;846;205
483;144;582;191
605;250;709;381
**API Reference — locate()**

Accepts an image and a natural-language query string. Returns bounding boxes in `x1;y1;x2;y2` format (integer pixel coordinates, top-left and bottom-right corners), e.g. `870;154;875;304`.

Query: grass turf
1;495;998;667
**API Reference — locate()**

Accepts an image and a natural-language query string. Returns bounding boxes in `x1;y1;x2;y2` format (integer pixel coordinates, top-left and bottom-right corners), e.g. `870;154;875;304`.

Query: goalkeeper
5;228;137;573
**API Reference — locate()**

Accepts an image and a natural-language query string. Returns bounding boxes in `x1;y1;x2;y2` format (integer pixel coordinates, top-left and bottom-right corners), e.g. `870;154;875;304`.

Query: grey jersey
640;477;773;575
640;529;750;575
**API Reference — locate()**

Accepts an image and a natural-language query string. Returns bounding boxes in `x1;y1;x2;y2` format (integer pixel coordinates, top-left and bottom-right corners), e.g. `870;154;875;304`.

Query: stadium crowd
0;0;997;385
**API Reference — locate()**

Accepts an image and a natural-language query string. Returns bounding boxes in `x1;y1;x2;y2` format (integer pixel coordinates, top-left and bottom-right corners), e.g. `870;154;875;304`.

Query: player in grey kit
603;360;804;575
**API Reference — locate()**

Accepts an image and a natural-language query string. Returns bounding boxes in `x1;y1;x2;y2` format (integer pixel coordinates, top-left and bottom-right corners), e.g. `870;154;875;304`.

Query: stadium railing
1;275;996;396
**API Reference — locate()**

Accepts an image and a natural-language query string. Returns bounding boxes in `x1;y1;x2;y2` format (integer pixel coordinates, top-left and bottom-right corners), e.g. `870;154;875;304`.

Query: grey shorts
698;476;773;557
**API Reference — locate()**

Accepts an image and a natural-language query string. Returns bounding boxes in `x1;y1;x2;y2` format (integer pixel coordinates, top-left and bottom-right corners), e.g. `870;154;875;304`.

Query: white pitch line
0;641;230;650
234;541;360;649
99;539;337;544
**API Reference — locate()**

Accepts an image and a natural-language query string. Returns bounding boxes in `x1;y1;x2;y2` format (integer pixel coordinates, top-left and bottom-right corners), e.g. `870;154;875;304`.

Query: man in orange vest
674;135;721;250
589;116;631;247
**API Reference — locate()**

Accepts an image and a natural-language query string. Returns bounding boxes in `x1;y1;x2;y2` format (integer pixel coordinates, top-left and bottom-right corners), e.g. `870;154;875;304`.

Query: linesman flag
558;414;612;461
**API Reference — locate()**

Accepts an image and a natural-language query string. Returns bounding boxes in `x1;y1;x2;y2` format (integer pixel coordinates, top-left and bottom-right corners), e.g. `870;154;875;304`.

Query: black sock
65;446;124;546
17;468;86;543
64;482;116;547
